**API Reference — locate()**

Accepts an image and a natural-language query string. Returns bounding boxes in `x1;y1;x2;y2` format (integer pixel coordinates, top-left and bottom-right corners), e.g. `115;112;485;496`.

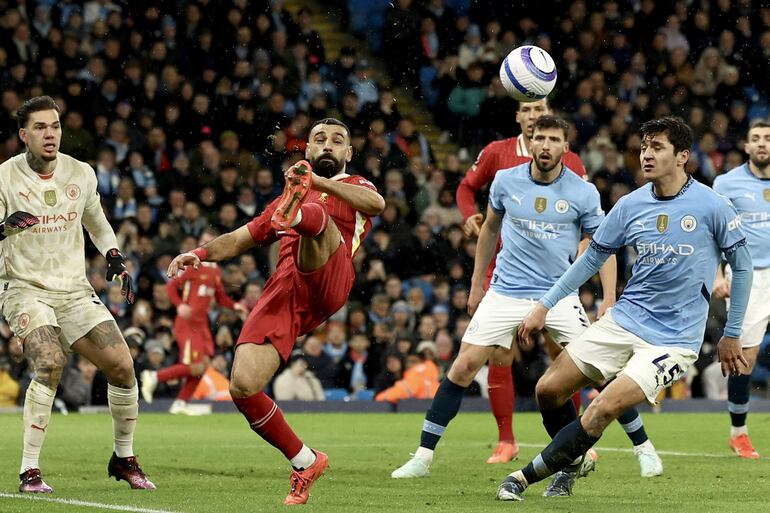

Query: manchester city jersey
592;177;747;352
713;164;770;268
488;163;604;299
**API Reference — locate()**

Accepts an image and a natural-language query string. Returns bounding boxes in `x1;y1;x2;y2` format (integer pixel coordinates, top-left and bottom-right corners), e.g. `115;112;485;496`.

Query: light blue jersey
590;177;747;352
488;162;604;299
713;164;770;268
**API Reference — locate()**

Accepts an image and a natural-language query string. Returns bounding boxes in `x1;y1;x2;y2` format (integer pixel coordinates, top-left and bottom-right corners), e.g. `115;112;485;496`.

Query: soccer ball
499;45;557;102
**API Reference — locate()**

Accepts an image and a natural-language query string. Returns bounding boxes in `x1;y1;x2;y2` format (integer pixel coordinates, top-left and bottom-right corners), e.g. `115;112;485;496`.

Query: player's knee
229;371;265;398
104;359;136;387
35;353;67;387
535;377;566;409
491;346;515;367
190;362;207;377
448;353;484;385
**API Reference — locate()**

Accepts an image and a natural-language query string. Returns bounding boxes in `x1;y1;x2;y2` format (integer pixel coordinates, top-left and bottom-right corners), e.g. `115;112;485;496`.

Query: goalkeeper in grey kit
0;96;155;493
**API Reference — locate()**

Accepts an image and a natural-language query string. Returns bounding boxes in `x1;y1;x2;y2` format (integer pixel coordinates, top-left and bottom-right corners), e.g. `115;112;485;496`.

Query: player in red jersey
140;229;244;415
167;118;385;505
455;99;606;465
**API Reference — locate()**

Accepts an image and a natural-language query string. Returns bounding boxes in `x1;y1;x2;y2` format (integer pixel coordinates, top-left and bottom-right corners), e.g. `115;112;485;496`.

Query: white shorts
725;266;770;348
1;287;115;349
566;310;698;405
462;290;589;349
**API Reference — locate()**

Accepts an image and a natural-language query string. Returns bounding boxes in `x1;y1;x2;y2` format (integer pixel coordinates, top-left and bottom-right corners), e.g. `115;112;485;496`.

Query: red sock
233;392;303;460
487;364;515;443
157;364;192;382
177;377;201;402
293;203;329;237
571;391;582;413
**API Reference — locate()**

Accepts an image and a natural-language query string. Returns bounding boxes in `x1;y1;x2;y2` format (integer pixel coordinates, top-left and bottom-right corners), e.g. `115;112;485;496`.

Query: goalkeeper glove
0;211;39;240
106;248;135;304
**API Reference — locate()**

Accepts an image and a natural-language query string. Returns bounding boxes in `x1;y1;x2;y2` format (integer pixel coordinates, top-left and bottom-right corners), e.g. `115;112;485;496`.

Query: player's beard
534;152;560;174
750;153;770;172
312;153;343;178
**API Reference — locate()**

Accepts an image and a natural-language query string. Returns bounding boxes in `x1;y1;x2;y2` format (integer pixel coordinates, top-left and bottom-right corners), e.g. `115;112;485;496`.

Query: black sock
617;407;648;446
522;418;600;484
728;374;751;428
419;378;467;450
540;400;577;439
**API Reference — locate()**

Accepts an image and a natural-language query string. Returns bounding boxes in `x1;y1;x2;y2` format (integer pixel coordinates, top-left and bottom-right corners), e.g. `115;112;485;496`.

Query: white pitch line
515;442;732;459
213;440;734;458
0;493;185;513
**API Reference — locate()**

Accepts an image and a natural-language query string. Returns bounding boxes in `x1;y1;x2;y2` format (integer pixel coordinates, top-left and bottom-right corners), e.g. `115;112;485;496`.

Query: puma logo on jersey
510;193;523;205
635;219;646;230
743;192;757;201
18;191;30;200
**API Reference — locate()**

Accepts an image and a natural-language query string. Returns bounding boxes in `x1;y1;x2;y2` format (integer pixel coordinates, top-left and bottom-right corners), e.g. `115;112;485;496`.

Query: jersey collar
517;136;529;157
650;175;693;201
743;162;770;181
527;162;565;185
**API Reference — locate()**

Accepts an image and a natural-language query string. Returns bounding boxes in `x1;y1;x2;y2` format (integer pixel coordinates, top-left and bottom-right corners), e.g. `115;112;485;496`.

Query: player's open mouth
643;164;654;172
43;144;56;150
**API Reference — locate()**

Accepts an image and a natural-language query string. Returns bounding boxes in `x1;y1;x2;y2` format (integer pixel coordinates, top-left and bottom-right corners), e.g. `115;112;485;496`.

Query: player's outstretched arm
577;237;617;316
468;205;502;315
167;225;255;278
311;174;385;215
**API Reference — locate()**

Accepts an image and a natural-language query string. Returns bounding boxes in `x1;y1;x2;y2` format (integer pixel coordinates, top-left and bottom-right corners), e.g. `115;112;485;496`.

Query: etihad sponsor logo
636;241;694;256
508;216;570;240
656;214;668;233
636;241;695;265
30;212;78;233
36;212;78;224
727;215;743;231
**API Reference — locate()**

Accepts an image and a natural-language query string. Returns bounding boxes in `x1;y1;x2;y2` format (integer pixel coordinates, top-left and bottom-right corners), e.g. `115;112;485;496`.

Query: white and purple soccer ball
499;45;557;102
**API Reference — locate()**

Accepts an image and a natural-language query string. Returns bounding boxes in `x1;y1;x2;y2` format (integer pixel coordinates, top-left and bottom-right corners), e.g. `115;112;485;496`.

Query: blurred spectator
273;352;325;401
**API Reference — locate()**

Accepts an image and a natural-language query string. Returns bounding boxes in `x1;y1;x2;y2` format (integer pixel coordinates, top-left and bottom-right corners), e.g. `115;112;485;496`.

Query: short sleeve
488;173;505;214
591;196;627;252
712;195;746;253
579;185;604;235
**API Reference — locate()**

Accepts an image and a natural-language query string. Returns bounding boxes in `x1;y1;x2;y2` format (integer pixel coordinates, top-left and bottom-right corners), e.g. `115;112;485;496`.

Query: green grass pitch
0;412;768;513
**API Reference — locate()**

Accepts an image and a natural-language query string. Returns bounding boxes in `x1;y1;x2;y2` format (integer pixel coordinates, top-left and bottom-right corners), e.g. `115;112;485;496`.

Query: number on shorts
652;353;683;387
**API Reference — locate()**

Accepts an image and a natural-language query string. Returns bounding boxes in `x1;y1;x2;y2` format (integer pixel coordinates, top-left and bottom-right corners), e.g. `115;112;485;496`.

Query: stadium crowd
0;0;769;409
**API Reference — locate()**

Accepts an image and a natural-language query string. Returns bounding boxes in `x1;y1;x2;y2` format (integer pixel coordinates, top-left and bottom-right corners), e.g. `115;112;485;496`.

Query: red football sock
571;391;582;413
177;377;201;402
293;203;329;237
157;364;192;382
487;364;515;443
233;392;304;460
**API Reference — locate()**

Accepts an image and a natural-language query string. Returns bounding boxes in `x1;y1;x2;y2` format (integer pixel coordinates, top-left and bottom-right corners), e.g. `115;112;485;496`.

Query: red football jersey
167;262;235;325
456;135;587;218
247;174;377;271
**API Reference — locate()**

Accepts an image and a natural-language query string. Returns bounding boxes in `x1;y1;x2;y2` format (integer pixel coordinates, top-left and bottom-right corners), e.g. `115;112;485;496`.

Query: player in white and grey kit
497;116;753;501
0;96;154;492
712;120;770;460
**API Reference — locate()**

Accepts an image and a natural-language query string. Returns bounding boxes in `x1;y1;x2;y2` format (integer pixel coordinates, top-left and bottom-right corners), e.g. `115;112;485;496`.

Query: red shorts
173;320;214;363
237;243;355;361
